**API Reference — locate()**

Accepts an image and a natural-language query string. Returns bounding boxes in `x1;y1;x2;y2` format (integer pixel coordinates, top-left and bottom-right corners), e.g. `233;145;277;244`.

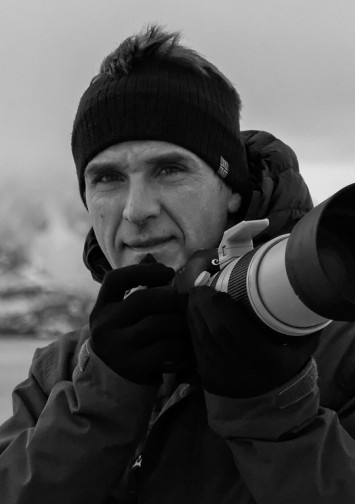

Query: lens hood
285;184;355;321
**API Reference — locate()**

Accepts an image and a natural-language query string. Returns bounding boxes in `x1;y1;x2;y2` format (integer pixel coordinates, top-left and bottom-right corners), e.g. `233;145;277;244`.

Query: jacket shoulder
30;325;90;396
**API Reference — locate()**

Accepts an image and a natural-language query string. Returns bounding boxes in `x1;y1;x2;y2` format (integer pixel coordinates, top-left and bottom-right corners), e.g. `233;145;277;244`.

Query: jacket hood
242;130;313;245
83;130;314;283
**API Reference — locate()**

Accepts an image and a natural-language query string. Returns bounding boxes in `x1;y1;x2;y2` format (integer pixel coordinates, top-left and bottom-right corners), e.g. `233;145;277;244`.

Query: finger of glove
95;263;175;308
187;287;277;374
91;310;189;349
92;288;188;330
117;287;188;325
190;287;320;351
134;330;193;374
189;286;271;356
91;313;190;371
106;316;193;381
187;292;227;363
188;287;241;350
187;295;235;393
189;287;250;333
125;313;190;347
203;289;320;364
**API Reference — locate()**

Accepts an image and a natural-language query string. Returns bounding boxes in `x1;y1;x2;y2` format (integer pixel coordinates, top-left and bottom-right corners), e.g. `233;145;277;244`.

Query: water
0;337;53;425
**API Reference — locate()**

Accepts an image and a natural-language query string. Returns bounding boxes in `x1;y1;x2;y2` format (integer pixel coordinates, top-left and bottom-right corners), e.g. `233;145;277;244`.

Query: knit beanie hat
72;37;251;203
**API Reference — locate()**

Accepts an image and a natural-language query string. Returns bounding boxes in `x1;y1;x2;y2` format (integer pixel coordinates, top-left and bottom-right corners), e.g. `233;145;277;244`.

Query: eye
92;171;124;185
159;165;184;176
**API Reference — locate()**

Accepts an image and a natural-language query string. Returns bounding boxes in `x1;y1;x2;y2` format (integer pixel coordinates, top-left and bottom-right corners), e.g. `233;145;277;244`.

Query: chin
114;252;186;271
149;254;187;272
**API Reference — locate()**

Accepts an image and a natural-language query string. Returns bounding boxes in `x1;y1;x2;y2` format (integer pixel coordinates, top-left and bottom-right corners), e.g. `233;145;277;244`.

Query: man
1;25;355;503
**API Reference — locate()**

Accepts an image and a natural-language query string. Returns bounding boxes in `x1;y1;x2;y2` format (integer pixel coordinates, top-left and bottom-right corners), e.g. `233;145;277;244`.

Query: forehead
86;140;207;171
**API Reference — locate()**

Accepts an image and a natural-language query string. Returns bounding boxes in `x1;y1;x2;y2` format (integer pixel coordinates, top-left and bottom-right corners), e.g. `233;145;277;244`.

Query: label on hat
218;156;229;178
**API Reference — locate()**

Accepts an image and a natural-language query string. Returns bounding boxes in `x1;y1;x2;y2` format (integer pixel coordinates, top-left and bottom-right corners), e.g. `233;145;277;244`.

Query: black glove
187;287;320;398
90;262;193;385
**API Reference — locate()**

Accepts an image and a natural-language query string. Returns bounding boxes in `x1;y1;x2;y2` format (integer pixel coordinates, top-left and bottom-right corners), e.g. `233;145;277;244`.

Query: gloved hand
90;262;193;385
187;286;320;398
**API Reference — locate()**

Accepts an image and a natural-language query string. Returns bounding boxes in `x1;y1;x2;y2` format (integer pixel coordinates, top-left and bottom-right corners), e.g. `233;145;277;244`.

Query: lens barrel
209;184;355;334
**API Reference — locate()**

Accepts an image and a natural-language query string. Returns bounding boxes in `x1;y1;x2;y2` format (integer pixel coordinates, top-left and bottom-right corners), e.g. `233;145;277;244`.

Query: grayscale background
0;0;354;424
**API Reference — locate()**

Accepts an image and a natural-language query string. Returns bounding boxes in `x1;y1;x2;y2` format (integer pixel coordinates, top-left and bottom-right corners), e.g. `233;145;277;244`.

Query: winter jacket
1;131;354;503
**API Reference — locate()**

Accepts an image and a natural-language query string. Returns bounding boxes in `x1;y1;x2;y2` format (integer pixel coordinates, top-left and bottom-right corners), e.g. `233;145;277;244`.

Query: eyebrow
85;152;194;177
145;153;192;166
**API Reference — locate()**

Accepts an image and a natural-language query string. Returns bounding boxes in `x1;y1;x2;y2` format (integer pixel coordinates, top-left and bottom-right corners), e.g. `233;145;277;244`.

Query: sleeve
0;338;158;504
205;358;355;503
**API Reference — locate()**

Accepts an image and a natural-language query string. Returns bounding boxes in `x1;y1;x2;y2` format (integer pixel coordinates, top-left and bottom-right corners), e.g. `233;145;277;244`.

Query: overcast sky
1;0;354;204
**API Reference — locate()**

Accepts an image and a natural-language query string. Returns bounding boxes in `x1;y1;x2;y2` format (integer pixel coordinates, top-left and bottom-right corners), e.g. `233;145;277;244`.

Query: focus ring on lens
227;248;257;308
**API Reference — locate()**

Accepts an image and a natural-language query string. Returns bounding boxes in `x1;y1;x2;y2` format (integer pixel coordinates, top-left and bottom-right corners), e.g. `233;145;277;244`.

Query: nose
122;180;160;224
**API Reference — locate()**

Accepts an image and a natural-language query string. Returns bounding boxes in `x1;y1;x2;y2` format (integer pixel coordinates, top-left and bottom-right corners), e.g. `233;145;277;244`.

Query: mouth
124;236;174;251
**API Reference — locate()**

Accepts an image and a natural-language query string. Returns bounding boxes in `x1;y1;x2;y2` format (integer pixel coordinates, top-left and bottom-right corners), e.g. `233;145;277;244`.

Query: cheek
88;198;119;240
177;189;228;248
89;202;105;229
176;190;203;227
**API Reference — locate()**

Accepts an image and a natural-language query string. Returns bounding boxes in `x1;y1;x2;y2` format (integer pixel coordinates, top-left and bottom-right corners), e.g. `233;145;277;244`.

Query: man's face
85;140;241;271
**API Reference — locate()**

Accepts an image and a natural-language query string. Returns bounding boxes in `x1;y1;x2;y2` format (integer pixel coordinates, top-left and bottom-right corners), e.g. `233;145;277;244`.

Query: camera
175;184;355;336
